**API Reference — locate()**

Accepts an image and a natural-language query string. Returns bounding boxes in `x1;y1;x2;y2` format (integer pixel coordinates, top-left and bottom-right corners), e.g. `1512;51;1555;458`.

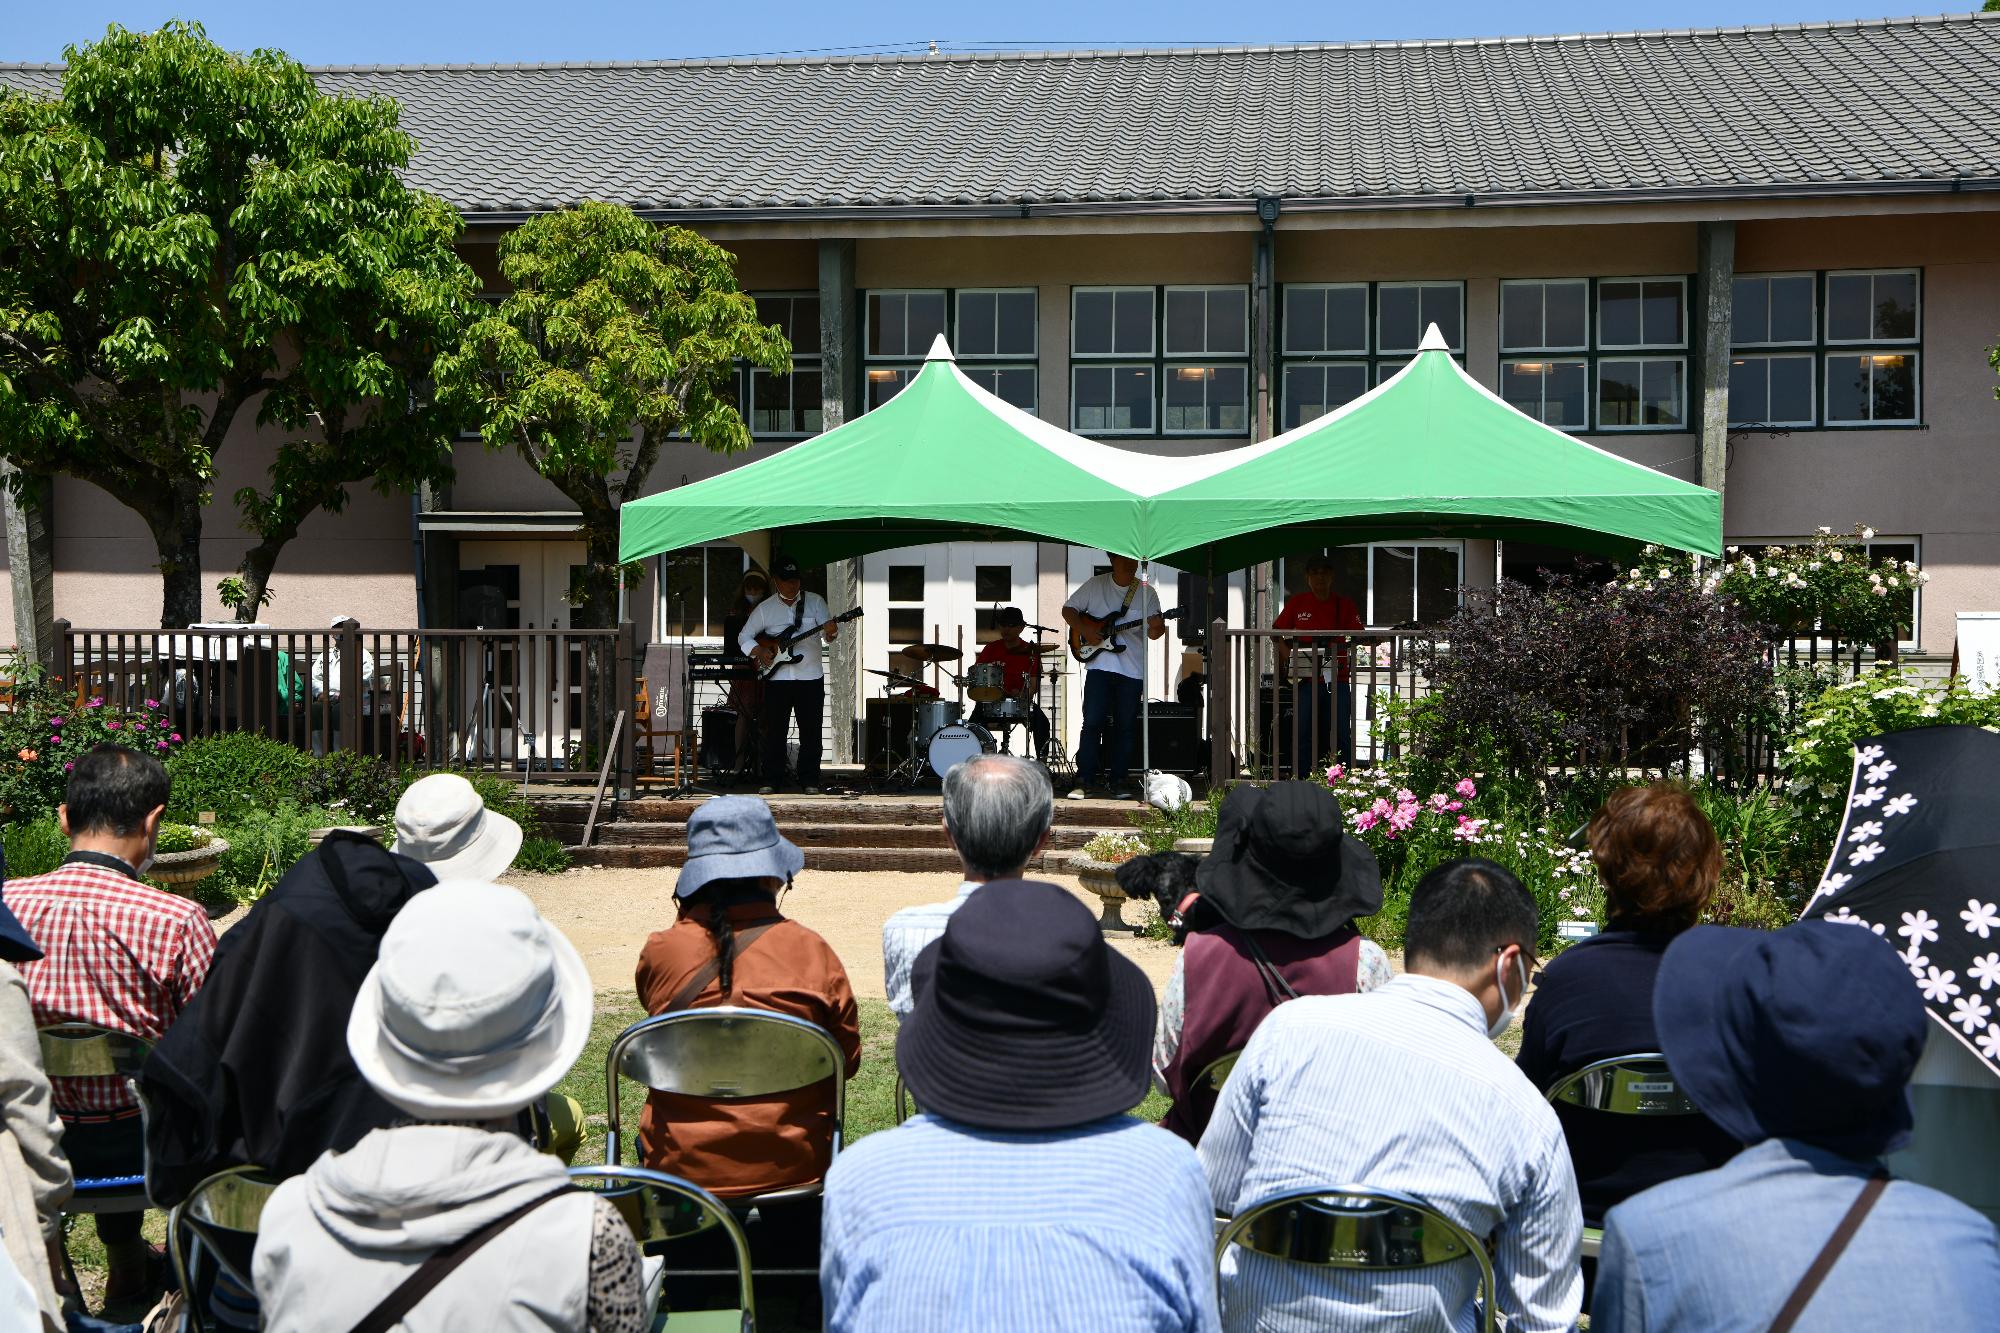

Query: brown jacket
633;902;861;1198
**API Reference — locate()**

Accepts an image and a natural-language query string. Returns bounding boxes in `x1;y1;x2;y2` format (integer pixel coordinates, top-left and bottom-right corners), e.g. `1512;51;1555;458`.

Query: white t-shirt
1064;572;1163;681
737;591;831;683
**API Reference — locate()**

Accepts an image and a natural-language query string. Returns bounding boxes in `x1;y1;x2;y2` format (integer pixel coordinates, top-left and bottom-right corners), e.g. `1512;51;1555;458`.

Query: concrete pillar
417;477;458;629
1696;221;1738;505
2;464;55;668
818;239;863;764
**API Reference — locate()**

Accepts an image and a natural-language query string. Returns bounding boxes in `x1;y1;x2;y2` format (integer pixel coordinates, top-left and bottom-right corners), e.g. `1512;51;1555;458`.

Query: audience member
881;755;1053;1018
1201;858;1581;1332
0;894;66;1330
1153;783;1392;1142
1515;783;1739;1224
823;880;1220;1332
253;882;641;1332
634;797;859;1201
390;772;524;879
140;830;438;1205
8;744;215;1304
1591;920;2000;1329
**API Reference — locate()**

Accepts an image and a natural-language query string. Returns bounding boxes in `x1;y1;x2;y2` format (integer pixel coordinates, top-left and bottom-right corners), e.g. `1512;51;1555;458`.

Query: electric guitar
1069;606;1182;664
753;606;863;680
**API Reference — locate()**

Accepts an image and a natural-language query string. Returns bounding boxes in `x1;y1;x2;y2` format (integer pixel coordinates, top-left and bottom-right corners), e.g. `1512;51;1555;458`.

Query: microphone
1028;622;1060;634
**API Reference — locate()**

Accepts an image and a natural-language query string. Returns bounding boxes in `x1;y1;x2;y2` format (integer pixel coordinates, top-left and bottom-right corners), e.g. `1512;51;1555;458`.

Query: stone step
570;844;1087;873
597;796;1147;827
592;821;1121;850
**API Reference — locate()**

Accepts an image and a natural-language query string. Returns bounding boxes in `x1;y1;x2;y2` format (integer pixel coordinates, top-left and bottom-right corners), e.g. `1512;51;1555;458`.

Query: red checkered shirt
7;859;217;1113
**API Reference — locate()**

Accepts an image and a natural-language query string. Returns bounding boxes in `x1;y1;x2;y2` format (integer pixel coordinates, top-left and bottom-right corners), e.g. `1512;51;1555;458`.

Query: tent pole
1141;559;1151;789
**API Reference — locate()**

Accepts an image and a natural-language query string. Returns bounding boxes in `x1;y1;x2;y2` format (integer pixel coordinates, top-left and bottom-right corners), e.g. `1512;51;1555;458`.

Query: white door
861;542;1037;702
458;540;587;768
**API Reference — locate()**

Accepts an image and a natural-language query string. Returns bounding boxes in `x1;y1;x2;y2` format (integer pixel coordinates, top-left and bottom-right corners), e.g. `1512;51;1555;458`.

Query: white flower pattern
1865;761;1898;782
1849;842;1885;866
1920;967;1963;1003
1820;873;1853;895
1851;786;1887;808
1900;910;1941;946
1962;900;2000;940
1857;745;1885;764
1980;1027;2000;1062
1846;821;1885;844
1971;953;2000;992
1882;793;1919;818
1951;994;1991;1034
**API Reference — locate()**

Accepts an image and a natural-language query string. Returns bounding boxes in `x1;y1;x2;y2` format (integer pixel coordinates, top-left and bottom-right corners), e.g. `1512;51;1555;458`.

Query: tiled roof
5;14;2000;217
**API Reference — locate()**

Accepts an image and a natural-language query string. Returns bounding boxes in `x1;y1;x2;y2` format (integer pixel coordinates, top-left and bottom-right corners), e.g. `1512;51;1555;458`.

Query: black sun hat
1196;781;1382;940
897;879;1156;1131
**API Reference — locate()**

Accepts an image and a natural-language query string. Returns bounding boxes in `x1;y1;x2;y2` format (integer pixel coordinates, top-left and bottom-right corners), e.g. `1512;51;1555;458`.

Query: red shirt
1272;590;1364;680
974;637;1041;695
9;859;217;1112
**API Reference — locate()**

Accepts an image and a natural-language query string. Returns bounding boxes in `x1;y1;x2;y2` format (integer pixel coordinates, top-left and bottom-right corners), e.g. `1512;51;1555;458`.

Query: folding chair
1193;1049;1242;1095
892;1071;917;1125
1216;1185;1497;1333
37;1024;155;1291
604;1008;847;1278
1544;1052;1698;1259
166;1165;281;1333
570;1166;756;1333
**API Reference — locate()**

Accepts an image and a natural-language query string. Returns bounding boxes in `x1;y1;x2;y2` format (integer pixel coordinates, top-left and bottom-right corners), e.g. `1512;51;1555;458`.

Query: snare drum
966;661;1008;702
911;698;963;744
926;722;996;778
985;694;1032;722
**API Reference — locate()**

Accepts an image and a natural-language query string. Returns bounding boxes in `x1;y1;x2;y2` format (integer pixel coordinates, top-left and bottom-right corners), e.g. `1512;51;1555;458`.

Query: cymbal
1023;642;1061;655
867;669;928;689
901;643;962;663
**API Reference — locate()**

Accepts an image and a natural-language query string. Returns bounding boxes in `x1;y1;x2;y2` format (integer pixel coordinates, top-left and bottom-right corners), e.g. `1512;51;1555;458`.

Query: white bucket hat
348;880;591;1119
394;773;524;881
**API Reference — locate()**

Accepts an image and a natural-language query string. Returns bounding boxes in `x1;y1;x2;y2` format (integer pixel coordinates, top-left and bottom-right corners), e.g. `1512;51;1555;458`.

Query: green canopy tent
1145;324;1723;570
618;335;1219;567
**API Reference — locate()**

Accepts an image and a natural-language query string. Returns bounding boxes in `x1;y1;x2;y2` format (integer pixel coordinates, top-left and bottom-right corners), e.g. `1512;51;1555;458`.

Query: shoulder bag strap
662;919;781;1013
1767;1173;1890;1333
348;1185;578;1333
1237;931;1301;1007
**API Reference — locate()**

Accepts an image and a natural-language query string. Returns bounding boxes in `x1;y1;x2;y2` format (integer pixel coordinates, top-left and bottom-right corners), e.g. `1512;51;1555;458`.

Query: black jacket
140;832;437;1205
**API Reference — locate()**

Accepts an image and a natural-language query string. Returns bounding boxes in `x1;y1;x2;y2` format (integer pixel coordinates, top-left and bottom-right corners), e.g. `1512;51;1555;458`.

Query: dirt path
505;865;1181;997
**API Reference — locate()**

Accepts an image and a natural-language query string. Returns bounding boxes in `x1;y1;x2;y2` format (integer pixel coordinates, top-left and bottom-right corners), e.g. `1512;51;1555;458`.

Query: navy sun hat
1655;920;1927;1159
898;879;1156;1131
0;894;42;964
675;797;805;900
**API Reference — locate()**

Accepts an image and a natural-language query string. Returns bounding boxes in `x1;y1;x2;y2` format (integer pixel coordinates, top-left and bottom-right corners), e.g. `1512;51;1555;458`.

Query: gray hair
942;755;1054;880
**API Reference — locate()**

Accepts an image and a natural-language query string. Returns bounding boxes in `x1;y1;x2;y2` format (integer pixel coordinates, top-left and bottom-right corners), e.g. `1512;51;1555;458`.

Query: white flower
1821;873;1854;895
1920;967;1963;1004
1846;820;1885;844
1883;793;1918;818
1849;841;1885;866
1972;953;2000;992
1903;947;1930;978
1950;994;1991;1034
1727;546;1740;554
1857;745;1886;763
1920;704;1940;718
1864;760;1897;782
1851;786;1887;808
1829;551;1844;563
1818;525;1834;535
1979;1026;2000;1062
1963;900;2000;940
1861;526;1876;540
1628;568;1640;579
1899;909;1941;946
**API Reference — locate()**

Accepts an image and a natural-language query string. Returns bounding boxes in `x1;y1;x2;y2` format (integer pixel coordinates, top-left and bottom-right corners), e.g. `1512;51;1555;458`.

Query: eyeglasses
1494;944;1542;986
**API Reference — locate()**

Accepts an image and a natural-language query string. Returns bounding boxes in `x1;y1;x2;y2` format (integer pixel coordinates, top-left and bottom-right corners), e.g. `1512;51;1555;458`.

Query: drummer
971;607;1050;761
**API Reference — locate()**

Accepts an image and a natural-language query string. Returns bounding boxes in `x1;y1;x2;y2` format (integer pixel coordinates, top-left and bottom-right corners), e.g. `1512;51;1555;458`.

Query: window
657;545;751;641
1280;542;1463;627
1502;280;1589;352
866;291;947;358
745;294;822;439
1594;278;1686;430
885;562;927;650
1598;359;1686;429
1072;285;1248;437
1727;270;1922;429
1502;361;1589;429
863;288;1041;415
1278;281;1464;430
1597;278;1686;349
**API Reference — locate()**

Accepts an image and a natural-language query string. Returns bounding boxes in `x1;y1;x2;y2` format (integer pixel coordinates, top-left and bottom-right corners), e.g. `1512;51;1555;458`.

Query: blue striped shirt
1199;974;1583;1333
880;882;979;1019
822;1113;1223;1332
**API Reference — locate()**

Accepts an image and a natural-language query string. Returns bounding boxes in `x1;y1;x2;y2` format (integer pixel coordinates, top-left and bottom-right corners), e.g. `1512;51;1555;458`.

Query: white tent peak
1418;322;1451;352
924;333;956;362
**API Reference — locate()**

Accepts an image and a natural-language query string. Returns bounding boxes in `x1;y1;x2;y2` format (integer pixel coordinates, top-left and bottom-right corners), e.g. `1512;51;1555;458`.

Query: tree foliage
0;22;476;625
435;201;789;627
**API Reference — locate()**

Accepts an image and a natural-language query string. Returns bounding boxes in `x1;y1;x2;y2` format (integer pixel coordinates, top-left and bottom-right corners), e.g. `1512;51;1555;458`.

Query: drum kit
869;639;1066;784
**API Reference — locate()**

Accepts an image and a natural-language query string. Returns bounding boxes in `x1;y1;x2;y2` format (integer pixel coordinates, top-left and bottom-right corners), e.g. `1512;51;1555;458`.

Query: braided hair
683;876;782;997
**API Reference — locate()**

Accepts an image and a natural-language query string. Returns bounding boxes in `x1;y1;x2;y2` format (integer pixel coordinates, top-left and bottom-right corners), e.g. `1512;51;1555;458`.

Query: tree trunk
570;526;622;631
146;482;206;629
232;533;289;624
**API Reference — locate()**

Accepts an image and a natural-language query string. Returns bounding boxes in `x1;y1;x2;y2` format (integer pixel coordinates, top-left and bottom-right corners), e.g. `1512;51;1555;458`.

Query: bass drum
926;723;996;779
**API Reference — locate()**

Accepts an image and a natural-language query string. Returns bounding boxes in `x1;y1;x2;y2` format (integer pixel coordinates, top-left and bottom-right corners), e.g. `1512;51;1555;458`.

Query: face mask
1487;952;1528;1040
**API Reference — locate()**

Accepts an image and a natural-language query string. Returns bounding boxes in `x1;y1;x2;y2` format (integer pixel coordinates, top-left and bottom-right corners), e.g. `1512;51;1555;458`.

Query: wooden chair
633;676;686;787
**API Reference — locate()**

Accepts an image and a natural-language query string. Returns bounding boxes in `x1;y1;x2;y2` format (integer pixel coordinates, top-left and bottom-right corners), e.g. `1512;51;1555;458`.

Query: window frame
1281;282;1371;357
1594;356;1689;433
858;286;1043;417
1594;275;1690;352
1162;284;1251;357
655;543;752;645
1374;280;1468;356
1070;286;1158;359
1726;352;1817;430
864;288;950;361
1069;362;1158;437
1500;279;1591;354
1276;280;1465;431
1278;539;1466;628
1730;272;1818;349
1499;357;1591;430
741;290;823;441
1822;268;1921;347
1725;269;1924;431
1069;284;1251;439
959;363;1040;414
1823;351;1921;428
953;287;1039;360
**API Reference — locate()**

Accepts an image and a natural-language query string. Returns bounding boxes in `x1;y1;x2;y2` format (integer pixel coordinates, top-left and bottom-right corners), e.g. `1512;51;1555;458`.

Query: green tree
0;22;476;626
434;201;787;628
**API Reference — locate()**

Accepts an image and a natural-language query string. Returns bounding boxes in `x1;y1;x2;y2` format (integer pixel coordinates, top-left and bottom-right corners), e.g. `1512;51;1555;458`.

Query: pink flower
170;733;182;742
132;722;147;732
62;762;72;772
47;717;61;727
1428;793;1450;810
86;698;103;709
155;740;169;750
106;721;120;730
1370;797;1392;818
1453;814;1488;843
1455;778;1478;799
1395;788;1416;805
144;698;158;709
1325;763;1345;782
1353;810;1379;833
1446;801;1463;812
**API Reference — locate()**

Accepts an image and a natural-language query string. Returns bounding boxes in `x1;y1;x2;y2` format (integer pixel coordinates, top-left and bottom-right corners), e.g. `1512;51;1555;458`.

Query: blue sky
0;1;1960;65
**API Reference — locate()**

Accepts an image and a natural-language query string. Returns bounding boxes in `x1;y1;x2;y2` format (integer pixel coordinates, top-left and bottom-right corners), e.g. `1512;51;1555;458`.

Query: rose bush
1705;524;1925;648
0;670;183;820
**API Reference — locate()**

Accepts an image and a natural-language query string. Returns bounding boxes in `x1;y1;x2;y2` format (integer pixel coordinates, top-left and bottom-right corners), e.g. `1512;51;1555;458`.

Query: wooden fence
53;620;641;786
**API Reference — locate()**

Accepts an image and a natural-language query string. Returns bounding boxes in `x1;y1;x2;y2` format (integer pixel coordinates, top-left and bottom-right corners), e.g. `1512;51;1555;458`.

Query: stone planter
1070;854;1140;935
149;838;229;889
310;825;386;850
1171;837;1214;858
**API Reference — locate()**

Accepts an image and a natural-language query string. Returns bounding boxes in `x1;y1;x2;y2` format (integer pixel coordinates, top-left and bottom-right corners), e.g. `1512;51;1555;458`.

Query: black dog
1115;852;1209;944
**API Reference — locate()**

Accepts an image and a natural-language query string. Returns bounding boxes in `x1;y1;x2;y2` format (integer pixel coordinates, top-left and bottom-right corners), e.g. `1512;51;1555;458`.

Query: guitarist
738;556;840;794
1060;554;1166;800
